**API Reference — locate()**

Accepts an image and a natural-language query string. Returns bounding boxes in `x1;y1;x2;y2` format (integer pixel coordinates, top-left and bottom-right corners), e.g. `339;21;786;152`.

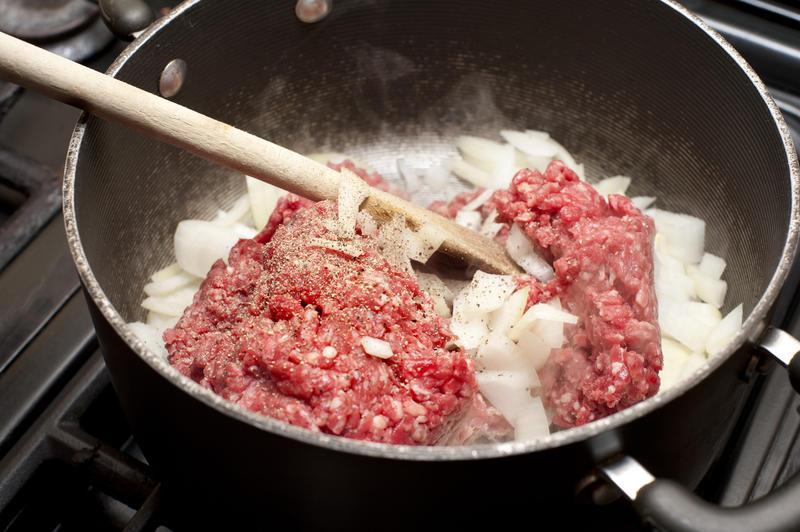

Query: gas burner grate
0;146;60;272
0;353;168;532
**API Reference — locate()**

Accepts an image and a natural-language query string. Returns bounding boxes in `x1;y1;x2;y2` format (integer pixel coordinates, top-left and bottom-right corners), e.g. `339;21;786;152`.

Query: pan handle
600;455;800;532
599;325;800;532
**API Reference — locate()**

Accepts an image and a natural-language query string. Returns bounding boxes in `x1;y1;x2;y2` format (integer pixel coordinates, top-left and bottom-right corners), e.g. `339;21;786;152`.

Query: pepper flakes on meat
165;200;511;445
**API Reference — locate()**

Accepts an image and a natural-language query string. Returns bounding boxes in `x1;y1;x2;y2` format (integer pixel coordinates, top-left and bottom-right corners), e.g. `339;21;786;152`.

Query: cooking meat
492;162;662;427
165;200;510;445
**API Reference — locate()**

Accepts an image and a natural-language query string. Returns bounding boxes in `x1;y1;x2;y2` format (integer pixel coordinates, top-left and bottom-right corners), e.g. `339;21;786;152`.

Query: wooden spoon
0;31;522;275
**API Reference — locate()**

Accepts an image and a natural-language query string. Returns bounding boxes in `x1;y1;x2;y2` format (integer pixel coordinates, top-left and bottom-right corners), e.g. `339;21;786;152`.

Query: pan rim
62;0;800;462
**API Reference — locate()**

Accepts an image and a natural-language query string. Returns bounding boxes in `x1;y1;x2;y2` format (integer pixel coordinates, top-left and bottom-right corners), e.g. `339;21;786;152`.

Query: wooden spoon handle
0;31;522;275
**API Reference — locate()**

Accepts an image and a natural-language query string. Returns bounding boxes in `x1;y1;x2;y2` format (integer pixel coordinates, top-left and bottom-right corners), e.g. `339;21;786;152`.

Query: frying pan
61;0;800;529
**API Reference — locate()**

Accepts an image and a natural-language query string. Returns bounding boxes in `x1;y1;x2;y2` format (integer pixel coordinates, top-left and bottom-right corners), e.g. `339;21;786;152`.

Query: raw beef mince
493;162;662;427
165;200;509;445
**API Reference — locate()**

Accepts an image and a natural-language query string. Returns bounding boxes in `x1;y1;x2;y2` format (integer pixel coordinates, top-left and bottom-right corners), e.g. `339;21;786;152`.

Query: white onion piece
337;168;370;238
505;223;554;281
678;352;707;381
479;210;504;239
127;322;169;359
416;272;453;317
141;284;200;317
456;135;511;172
659;337;691;392
174;220;245;277
500;129;558;158
489;286;529;336
422;163;451;191
213;194;251;227
361;336;393;359
514;328;552;371
245;176;285;230
396;158;421;193
487;143;517;189
631;196;657;211
509;301;577;344
646;209;706;264
654;249;696;302
146;310;180;332
475;370;532;423
454;210;482;231
448;158;491;187
475;332;530;375
377;214;413;274
459;271;515;314
659;298;721;353
150;262;181;282
143;270;200;297
450;313;489;352
461;187;495;212
706;304;743;355
687;267;727;308
513;397;550;440
404;223;445;263
699;253;726;279
593;176;631;197
232;223;258;240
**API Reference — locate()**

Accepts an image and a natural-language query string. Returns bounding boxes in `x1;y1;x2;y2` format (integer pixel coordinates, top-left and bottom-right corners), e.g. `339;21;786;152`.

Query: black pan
62;0;800;529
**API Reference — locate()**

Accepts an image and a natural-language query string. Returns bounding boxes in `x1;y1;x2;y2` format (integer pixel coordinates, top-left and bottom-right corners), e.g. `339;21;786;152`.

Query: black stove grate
0;146;60;272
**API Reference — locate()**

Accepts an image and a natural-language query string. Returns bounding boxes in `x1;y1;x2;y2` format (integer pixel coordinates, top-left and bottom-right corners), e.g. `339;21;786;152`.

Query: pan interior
71;0;794;446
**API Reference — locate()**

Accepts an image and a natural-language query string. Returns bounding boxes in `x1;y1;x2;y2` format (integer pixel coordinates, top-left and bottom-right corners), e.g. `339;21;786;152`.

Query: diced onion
150;262;181;283
454;209;482;231
505;223;554;281
141;284;200;317
337;168;370;238
213;194;251;227
461;188;495;212
127;321;170;359
146;310;180;332
706;304;743;355
658;298;721;353
361;336;393;359
404;223;445;263
422;163;451;191
593;176;631;197
699;253;726;279
143;270;200;297
174;220;245;278
245;176;285;230
659;337;691;392
397;158;421;193
489;287;530;336
448;158;491;187
500;129;557;158
416;272;453;317
513;397;550;440
647;209;706;265
631;196;656;211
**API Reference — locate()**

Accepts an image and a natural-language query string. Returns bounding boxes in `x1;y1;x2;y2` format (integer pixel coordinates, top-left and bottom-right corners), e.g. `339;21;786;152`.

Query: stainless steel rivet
295;0;331;23
159;58;187;98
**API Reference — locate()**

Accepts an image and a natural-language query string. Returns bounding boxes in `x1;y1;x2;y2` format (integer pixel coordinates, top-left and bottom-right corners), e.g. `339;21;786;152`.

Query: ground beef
492;162;662;427
165;201;510;445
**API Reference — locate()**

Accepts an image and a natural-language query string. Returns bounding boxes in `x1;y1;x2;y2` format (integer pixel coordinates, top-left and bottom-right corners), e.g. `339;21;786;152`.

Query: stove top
1;1;799;530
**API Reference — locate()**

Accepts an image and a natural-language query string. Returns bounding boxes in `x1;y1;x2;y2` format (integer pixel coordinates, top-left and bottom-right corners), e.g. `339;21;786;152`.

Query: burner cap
0;0;98;42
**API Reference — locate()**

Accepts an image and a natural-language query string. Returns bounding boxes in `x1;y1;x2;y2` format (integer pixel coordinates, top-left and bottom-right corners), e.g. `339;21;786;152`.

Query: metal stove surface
1;1;800;530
